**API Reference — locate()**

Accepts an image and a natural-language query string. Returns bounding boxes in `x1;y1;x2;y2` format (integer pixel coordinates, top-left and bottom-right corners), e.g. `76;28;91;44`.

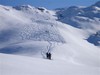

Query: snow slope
0;2;100;75
0;53;100;75
0;5;65;51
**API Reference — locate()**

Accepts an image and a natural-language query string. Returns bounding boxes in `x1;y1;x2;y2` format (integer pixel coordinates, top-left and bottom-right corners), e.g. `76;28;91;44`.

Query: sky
0;0;99;9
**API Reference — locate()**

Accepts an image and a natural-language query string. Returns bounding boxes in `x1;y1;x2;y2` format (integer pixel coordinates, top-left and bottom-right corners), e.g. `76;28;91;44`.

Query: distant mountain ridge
56;1;100;28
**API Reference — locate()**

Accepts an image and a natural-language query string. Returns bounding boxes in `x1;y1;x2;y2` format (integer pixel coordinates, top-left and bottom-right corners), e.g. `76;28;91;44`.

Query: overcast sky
0;0;99;9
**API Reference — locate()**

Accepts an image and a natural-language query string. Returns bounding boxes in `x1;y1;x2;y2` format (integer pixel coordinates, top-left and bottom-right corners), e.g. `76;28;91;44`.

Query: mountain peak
13;5;34;10
92;1;100;7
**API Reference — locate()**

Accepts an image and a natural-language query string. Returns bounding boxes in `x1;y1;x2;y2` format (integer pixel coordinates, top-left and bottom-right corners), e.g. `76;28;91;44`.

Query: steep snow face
0;5;65;55
0;5;65;43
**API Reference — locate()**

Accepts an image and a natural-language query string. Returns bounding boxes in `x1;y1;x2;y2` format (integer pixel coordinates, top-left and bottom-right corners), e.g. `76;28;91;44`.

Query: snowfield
0;2;100;75
0;53;100;75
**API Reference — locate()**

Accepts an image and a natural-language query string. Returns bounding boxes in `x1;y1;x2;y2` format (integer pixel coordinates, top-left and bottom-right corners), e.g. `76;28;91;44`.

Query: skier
48;53;51;60
46;52;51;60
46;52;49;59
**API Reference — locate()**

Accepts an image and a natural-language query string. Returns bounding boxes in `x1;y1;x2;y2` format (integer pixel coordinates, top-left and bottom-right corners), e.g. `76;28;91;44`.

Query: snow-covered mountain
56;1;100;29
0;5;66;55
56;1;100;46
0;1;100;75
